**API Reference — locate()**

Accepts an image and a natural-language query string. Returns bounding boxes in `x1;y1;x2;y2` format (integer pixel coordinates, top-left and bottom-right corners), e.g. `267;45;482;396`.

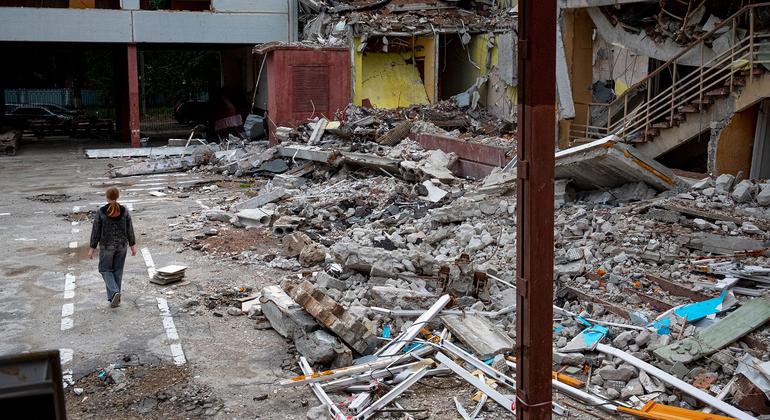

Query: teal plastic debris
561;317;609;352
382;325;392;339
672;289;729;322
650;318;671;335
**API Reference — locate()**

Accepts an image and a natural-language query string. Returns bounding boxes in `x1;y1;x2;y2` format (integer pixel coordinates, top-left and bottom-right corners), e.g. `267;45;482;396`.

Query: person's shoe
110;292;121;308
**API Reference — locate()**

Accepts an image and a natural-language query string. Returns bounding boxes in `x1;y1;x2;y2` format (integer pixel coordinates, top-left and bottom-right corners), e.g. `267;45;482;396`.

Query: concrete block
235;187;286;211
260;285;318;339
236;208;273;227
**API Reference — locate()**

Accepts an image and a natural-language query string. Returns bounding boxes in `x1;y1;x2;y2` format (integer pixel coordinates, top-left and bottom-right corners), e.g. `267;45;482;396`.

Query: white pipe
505;360;618;414
298;357;347;420
596;344;754;420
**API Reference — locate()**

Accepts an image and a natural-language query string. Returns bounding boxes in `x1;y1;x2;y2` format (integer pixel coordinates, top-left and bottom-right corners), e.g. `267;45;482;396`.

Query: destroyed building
3;1;770;420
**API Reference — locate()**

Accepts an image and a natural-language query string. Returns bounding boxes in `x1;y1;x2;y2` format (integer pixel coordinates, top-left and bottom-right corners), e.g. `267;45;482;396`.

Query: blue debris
650;318;671;335
576;317;609;348
673;289;728;322
382;325;392;339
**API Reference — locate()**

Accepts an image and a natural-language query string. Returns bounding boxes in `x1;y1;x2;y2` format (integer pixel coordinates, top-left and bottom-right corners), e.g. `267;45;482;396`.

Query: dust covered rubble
152;117;770;417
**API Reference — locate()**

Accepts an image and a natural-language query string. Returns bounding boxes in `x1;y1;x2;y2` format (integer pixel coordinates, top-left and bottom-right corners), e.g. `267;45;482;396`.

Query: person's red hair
106;187;120;218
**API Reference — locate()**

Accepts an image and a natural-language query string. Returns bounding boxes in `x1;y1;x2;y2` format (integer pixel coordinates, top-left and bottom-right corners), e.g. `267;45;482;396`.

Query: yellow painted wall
415;36;437;103
468;34;517;109
352;37;433;108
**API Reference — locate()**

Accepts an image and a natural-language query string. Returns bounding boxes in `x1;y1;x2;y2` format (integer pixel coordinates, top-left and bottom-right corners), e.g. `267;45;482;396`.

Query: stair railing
569;3;770;145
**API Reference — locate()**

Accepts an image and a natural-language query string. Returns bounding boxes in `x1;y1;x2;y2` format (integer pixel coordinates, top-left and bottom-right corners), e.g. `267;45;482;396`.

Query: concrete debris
441;314;514;358
555;136;686;191
260;285;319;339
121;81;770;420
284;280;379;355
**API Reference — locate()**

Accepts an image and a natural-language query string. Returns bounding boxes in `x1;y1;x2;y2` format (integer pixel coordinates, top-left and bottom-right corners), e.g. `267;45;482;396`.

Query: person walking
88;186;136;308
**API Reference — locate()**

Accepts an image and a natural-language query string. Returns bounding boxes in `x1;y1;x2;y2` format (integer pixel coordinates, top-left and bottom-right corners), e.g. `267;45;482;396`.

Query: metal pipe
595;344;753;419
298;357;347;420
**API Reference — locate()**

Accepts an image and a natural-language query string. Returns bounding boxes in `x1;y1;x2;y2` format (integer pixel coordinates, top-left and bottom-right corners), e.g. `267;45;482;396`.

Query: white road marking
71;228;80;234
64;274;76;299
170;343;187;366
157;297;187;365
59;348;73;364
0;213;10;216
13;238;36;241
71;221;79;226
68;241;78;249
72;206;80;212
59;348;74;388
140;247;156;278
60;317;73;331
61;303;74;317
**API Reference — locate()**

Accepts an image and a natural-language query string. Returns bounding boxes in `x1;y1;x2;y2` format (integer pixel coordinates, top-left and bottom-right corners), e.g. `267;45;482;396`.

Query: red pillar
515;1;556;419
117;44;141;147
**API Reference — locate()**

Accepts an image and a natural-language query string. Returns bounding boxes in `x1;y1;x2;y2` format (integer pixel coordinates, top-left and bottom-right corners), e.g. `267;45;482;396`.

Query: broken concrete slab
234;188;287;211
684;232;769;254
369;286;436;310
110;157;195;178
86;146;189;159
260;285;319;339
399;149;457;182
295;329;345;365
654;298;770;364
555;136;685;191
441;314;514;358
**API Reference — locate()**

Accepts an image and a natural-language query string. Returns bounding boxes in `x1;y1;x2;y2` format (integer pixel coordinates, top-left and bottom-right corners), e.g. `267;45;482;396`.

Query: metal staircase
569;3;770;151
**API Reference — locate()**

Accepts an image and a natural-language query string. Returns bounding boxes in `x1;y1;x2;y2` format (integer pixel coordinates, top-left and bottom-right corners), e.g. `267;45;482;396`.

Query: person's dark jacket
90;205;136;249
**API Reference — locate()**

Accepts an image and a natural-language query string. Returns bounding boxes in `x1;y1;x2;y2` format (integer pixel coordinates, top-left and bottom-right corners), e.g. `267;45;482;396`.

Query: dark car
6;105;73;135
174;100;210;125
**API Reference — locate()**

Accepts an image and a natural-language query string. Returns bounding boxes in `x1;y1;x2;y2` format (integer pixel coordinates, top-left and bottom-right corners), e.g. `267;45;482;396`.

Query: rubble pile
298;0;514;46
103;103;770;418
149;124;770;418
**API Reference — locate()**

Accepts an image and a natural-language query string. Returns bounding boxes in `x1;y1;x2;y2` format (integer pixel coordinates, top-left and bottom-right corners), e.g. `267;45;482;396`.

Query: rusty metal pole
515;0;556;419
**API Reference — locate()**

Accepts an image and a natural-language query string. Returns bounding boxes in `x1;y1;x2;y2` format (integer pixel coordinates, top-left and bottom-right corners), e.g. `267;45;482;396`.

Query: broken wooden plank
654;297;770;364
645;274;713;301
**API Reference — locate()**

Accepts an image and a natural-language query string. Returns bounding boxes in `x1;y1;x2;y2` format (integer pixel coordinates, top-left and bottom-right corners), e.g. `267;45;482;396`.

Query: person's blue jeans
98;246;127;301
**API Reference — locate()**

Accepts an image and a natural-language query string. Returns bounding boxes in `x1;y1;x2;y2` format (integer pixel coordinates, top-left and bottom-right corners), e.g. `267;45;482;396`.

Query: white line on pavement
59;348;74;388
0;213;10;216
157;298;187;365
60;316;73;331
68;241;78;249
140;247;156;278
64;274;76;299
61;303;74;317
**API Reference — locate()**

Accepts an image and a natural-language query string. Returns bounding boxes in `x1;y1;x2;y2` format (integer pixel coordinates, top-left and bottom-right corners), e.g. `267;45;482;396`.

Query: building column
116;44;141;147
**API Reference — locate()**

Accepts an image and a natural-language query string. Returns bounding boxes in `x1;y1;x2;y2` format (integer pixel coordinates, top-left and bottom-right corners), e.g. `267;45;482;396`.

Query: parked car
5;105;74;135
